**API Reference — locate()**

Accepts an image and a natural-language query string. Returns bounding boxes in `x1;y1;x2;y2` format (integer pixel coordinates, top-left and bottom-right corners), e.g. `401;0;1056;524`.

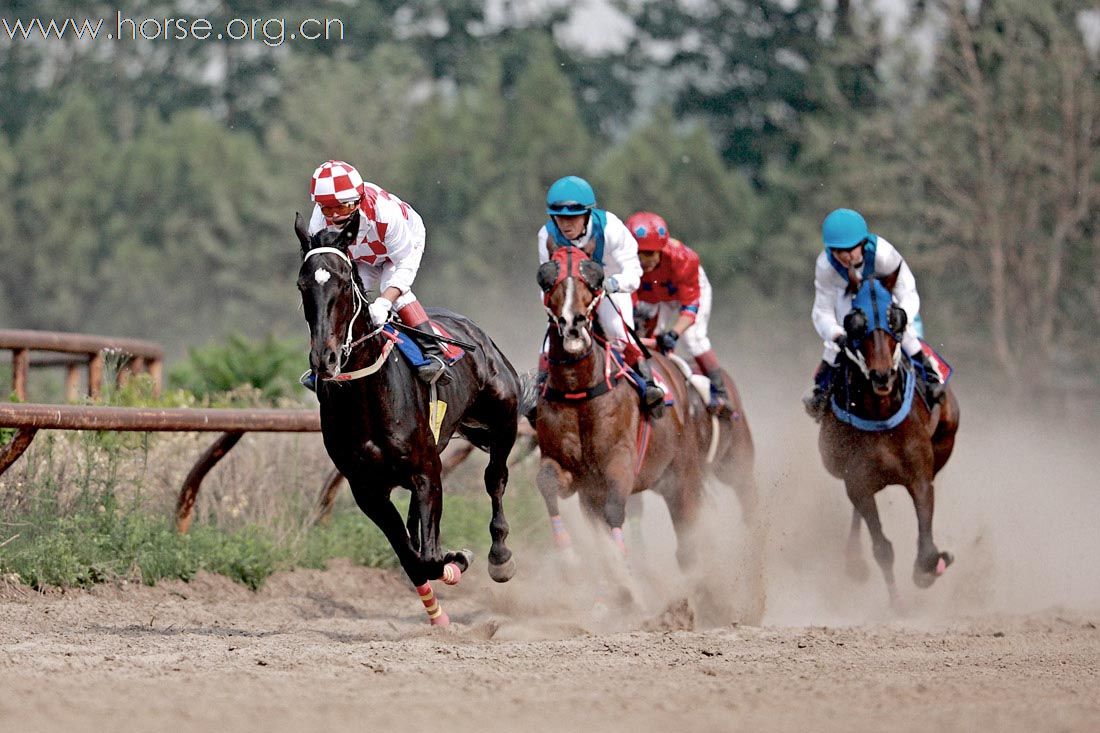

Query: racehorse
819;271;960;604
295;213;522;625
532;246;757;600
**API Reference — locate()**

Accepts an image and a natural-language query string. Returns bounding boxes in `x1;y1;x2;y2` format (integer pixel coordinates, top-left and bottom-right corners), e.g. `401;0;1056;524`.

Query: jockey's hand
604;276;620;293
368;297;393;327
834;333;847;350
656;331;679;354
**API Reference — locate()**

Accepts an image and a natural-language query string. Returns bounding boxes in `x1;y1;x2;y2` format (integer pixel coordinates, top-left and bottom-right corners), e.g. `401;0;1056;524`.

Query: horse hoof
430;611;451;627
488;556;517;583
444;549;475;572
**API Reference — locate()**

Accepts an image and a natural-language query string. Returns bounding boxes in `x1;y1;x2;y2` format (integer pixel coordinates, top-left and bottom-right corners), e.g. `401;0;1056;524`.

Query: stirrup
417;355;448;384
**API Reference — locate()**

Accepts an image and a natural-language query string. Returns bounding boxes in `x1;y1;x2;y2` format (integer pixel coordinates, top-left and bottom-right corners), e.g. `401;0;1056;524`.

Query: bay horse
819;271;960;604
532;246;752;595
295;213;521;625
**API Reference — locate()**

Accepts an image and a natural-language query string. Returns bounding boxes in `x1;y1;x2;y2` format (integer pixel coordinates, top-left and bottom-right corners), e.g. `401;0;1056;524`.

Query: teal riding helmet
546;176;596;216
822;208;870;250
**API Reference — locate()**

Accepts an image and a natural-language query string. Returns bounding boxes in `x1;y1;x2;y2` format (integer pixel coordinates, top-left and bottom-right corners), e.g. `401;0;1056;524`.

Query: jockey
304;160;445;386
626;211;733;418
537;176;665;413
804;208;946;418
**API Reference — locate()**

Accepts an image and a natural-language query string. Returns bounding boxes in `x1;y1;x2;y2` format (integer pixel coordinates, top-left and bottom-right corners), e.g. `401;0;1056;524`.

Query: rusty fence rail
0;402;325;533
0;329;164;401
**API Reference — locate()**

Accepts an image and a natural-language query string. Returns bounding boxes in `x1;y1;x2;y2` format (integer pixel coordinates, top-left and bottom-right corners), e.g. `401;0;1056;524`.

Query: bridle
303;246;387;375
544;246;603;340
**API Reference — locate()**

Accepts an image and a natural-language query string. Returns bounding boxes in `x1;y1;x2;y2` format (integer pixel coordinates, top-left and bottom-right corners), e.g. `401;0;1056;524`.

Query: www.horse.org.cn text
1;13;346;47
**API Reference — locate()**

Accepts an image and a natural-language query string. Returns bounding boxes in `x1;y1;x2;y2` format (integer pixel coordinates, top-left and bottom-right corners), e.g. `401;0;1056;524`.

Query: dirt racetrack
2;359;1099;732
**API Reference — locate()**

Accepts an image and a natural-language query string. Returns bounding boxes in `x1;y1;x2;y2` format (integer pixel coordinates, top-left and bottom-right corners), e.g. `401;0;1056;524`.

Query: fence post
11;349;28;401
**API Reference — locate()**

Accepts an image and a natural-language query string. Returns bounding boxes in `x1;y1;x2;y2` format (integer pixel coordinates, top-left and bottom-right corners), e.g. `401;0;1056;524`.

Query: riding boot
407;325;448;384
802;360;838;421
704;368;734;418
397;301;447;384
634;358;666;418
912;350;946;405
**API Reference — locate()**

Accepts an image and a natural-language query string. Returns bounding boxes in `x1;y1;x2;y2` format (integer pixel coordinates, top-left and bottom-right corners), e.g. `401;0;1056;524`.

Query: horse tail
518;369;540;427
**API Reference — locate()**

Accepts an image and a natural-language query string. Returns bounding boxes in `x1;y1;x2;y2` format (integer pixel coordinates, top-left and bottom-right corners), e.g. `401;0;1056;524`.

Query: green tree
911;0;1100;382
9;92;115;330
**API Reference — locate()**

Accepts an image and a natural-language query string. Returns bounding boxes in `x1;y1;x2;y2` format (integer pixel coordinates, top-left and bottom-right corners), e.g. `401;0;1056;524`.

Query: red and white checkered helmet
309;160;365;206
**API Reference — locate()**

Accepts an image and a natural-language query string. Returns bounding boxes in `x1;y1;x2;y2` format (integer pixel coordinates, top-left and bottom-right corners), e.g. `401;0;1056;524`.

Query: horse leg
536;458;575;552
845;508;871;582
483;437;516;583
351;486;451;626
409;469;472;586
406;501;421;554
908;478;954;588
846;480;898;605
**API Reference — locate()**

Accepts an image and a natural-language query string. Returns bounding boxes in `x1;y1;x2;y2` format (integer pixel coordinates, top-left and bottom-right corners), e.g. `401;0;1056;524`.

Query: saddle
386;322;466;370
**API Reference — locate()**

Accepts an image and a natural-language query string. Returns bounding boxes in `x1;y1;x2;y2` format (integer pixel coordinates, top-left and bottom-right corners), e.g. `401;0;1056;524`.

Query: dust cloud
466;313;1100;630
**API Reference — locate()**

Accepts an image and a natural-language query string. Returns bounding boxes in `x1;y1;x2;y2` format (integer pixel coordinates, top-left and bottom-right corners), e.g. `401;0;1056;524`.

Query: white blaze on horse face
314;267;332;285
892;343;902;370
561;276;589;354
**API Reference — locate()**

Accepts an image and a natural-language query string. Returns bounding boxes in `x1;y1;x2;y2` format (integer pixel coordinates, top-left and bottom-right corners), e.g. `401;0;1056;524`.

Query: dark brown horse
532;246;751;586
819;272;960;603
295;213;522;625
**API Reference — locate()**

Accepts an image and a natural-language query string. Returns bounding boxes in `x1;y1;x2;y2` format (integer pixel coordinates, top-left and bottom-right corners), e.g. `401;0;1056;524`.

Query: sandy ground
2;354;1099;731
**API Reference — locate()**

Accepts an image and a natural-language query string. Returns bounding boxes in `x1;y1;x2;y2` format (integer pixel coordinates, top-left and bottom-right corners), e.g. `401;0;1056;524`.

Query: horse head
842;272;908;397
295;212;372;380
537;245;604;355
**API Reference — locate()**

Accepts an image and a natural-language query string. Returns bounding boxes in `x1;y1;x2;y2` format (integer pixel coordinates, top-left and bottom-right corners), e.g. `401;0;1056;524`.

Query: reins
303;246;387;380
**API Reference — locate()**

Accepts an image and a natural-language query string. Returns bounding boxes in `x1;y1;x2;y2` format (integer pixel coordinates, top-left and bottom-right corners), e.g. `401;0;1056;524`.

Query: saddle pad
920;340;952;383
608;348;676;407
385;323;465;369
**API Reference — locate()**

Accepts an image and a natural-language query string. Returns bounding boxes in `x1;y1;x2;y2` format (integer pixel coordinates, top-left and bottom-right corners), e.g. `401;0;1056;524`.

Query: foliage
167;333;303;405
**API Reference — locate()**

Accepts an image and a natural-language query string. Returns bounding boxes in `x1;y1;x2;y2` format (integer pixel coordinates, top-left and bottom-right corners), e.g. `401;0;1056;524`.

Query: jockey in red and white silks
627;211;733;417
307;159;444;383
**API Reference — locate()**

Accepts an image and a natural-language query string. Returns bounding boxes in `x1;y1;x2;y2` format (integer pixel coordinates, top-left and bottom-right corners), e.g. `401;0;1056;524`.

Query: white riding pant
653;266;713;356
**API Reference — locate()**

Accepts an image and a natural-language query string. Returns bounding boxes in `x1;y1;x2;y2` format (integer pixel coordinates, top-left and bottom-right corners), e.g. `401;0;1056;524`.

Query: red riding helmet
310;160;365;207
626;211;670;252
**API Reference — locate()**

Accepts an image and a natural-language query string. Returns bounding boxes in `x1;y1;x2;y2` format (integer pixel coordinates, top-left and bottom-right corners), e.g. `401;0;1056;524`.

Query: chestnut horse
532;246;752;587
819;272;960;603
295;213;521;625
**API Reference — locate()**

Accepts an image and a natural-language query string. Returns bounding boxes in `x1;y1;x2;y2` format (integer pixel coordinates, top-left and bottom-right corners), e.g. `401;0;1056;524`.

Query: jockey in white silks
535;175;665;414
304;159;444;386
804;208;945;419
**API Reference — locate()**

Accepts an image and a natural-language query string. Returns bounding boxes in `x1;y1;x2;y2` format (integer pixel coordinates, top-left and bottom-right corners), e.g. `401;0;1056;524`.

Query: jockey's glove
368;297;393;326
604;276;621;293
656;331;679;354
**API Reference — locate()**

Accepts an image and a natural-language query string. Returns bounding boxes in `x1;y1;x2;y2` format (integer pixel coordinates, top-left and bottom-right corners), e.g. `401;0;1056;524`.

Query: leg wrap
416;581;450;626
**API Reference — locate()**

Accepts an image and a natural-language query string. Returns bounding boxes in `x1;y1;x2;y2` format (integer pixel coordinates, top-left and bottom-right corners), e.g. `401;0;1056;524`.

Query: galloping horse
295;213;522;625
819;271;960;603
532;246;755;587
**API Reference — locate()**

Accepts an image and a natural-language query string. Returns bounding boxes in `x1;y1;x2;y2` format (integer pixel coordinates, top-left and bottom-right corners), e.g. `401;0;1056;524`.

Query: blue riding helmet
546;176;596;216
822;208;870;250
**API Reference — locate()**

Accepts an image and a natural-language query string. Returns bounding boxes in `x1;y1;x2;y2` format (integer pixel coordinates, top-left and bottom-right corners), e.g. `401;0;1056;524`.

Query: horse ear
888;304;908;335
578;260;604;292
843;309;868;340
333;211;360;249
882;265;902;293
294;212;311;254
537;261;560;292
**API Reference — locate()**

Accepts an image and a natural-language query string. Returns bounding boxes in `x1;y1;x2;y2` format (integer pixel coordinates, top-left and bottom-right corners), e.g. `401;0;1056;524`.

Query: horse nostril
572;314;585;326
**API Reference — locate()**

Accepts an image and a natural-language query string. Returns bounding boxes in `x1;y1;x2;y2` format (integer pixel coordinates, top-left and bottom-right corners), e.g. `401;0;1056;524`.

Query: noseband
303;246;386;373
